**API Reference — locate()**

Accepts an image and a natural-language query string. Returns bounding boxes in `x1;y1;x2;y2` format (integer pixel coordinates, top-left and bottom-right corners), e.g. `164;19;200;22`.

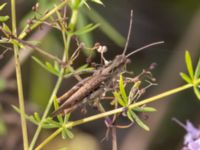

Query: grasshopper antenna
123;10;134;55
126;41;164;58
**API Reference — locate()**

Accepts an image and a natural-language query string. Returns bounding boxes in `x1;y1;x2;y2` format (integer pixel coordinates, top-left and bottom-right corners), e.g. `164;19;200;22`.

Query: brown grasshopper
52;11;164;116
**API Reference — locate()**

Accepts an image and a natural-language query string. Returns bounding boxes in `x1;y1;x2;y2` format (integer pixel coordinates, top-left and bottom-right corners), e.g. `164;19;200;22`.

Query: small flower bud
97;45;107;53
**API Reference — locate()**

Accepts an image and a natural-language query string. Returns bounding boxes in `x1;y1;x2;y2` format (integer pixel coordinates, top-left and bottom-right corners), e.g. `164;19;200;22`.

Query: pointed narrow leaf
53;97;59;109
32;57;59;76
127;110;134;122
54;61;60;72
77;64;89;70
53;97;63;123
180;72;192;83
130;110;150;131
77;11;94;50
41;117;60;129
194;56;200;79
66;129;74;139
33;112;41;122
193;87;200;100
11;105;39;125
0;16;9;22
61;128;72;139
41;123;59;129
0;3;7;11
45;62;58;74
61;129;67;139
32;56;48;70
74;24;99;35
113;91;125;106
185;51;194;79
82;0;90;9
2;23;11;34
92;0;104;5
119;74;128;105
64;114;70;123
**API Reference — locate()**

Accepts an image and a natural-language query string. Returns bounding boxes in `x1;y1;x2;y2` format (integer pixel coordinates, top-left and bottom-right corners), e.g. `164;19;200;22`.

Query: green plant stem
11;0;29;149
18;0;68;40
35;128;63;150
29;4;79;149
35;79;200;149
28;71;64;150
29;30;70;150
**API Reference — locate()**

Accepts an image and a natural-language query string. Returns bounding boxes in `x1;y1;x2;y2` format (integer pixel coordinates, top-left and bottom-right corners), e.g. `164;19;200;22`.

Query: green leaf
41;117;61;129
61;128;74;139
76;65;94;73
128;81;141;104
74;23;99;35
32;56;48;71
64;66;94;78
32;56;59;76
76;11;94;53
81;0;90;9
91;0;104;5
11;39;23;48
0;3;7;11
45;62;59;74
119;74;128;105
194;56;200;79
61;129;68;139
0;16;9;22
63;114;71;123
134;107;157;112
127;110;134;122
33;112;41;122
11;105;39;125
113;91;125;107
77;64;89;70
53;97;63;123
185;51;194;79
42;124;58;128
54;61;60;72
2;23;11;34
42;121;60;129
129;110;150;131
69;0;81;9
65;129;74;139
13;107;59;129
180;72;192;83
193;86;200;100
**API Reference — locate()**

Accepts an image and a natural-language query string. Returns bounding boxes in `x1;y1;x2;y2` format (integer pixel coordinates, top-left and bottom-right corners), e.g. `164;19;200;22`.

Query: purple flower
172;118;200;150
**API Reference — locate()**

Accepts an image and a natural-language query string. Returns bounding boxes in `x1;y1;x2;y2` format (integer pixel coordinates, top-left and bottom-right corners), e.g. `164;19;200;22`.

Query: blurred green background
0;0;200;150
